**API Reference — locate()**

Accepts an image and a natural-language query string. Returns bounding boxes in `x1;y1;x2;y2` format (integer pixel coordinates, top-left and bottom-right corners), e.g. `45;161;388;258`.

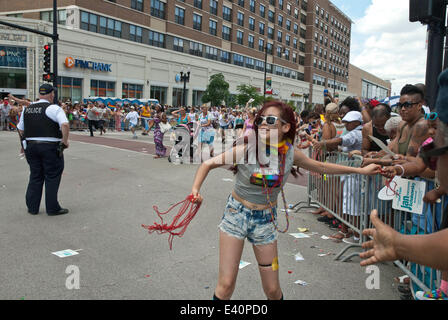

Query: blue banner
0;46;27;68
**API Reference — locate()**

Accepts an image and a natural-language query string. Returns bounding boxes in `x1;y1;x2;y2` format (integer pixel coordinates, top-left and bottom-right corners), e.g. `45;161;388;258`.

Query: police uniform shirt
17;99;68;142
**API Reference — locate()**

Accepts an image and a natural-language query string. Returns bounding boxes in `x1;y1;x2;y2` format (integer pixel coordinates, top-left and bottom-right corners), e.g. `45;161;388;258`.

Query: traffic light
409;0;445;23
43;44;53;82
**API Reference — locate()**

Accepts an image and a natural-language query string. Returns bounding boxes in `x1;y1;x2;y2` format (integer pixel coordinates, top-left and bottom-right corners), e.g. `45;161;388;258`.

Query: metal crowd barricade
292;147;447;294
368;176;447;293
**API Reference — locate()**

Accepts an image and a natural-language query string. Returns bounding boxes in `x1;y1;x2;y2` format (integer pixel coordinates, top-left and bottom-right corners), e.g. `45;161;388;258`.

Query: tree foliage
235;84;264;107
201;73;230;107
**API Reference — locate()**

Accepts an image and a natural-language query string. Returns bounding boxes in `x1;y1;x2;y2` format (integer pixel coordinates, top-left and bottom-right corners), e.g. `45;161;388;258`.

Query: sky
331;0;428;96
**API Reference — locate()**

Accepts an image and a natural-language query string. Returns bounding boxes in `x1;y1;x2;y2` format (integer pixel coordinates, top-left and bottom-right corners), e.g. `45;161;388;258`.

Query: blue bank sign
65;56;112;72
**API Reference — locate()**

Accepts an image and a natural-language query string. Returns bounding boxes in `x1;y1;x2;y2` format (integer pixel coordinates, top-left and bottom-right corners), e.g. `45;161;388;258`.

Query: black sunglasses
397;101;421;109
419;141;448;171
255;115;287;126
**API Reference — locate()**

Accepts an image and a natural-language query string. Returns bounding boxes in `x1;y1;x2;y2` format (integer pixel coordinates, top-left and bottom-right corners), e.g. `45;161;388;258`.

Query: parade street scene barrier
292;148;447;295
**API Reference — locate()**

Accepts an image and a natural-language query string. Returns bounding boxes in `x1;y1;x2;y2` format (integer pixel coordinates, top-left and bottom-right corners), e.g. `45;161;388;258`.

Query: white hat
130;106;135;109
342;111;363;123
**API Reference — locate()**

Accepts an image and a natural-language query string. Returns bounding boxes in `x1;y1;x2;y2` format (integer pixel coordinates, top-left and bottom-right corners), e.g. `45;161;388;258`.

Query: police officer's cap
39;84;55;95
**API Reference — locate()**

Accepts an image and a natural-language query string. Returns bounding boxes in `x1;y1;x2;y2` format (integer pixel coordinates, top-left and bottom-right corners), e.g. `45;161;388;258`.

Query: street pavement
0;129;402;300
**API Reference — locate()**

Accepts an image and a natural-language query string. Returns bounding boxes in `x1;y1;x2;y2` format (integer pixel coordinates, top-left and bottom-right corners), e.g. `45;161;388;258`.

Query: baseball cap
342;111;363;123
39;84;55;95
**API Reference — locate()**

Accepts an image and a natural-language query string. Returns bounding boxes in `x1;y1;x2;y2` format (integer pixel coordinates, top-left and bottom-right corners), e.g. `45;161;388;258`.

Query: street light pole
263;44;268;100
333;69;336;98
180;69;190;107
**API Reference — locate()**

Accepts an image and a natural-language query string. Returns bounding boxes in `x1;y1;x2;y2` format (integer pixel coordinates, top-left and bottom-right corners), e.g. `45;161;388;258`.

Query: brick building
0;0;353;107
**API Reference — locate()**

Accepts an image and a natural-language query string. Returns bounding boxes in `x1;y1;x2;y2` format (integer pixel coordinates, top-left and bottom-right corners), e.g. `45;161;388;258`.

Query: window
173;37;184;52
175;7;185;25
91;80;115;97
299;55;305;66
293;23;298;35
40;9;66;25
250;0;255;12
237;30;244;45
223;6;232;22
260;4;265;18
193;14;202;30
131;0;143;11
277;30;282;42
299;42;305;52
300;13;306;24
300;27;306;38
248;34;254;48
285;34;290;46
245;57;255;69
222;25;231;41
292;52;297;63
293;38;297;49
189;41;203;56
278;15;283;27
268;27;274;39
237;12;244;26
255;60;264;71
284;48;290;60
57;77;82;103
209;19;217;36
259;22;265;35
286;19;291;31
150;86;167;104
258;38;265;52
286;3;291;14
149;30;165;47
238;0;245;7
278;0;283;10
122;83;143;99
221;50;231;63
206;46;218;60
275;65;283;76
194;0;202;9
130;25;142;42
294;8;298;18
81;12;98;32
249;17;255;31
151;0;165;19
99;17;107;34
268;10;274;23
233;53;244;66
210;0;218;15
277;46;282;58
266;43;273;54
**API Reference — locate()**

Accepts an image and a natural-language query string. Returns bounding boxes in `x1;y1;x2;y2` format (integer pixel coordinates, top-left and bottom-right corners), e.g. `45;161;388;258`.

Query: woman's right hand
191;189;203;204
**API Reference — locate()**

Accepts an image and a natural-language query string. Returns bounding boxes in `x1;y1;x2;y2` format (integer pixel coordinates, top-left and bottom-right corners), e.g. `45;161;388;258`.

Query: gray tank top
234;145;295;205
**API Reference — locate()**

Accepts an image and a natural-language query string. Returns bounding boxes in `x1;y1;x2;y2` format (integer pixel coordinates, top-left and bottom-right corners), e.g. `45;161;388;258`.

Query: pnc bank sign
64;57;112;72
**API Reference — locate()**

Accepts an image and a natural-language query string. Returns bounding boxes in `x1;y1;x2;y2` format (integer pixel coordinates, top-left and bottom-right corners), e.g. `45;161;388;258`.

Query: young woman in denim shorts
189;101;381;300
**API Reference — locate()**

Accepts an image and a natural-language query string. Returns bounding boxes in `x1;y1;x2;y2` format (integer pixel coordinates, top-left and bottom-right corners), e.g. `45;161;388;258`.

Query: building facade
0;0;353;107
348;64;392;101
304;0;352;104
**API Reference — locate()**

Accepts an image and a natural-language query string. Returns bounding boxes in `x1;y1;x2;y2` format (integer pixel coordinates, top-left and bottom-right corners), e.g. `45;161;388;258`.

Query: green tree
235;84;264;107
201;73;230;107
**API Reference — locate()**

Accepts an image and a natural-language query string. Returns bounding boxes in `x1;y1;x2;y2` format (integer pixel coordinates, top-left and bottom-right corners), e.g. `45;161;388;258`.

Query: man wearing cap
125;105;140;139
313;111;363;153
17;84;70;216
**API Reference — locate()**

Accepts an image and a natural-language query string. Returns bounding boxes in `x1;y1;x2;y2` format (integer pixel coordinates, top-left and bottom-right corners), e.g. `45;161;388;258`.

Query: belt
27;140;60;145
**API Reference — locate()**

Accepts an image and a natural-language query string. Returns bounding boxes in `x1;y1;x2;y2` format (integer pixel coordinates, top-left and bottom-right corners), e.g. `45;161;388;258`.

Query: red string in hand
142;195;202;250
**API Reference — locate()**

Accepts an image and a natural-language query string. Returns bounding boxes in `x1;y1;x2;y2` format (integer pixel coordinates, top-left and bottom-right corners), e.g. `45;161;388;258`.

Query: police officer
17;84;70;216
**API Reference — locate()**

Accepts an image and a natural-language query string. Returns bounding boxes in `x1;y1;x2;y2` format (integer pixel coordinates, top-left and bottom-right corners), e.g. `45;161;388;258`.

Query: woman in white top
199;105;215;159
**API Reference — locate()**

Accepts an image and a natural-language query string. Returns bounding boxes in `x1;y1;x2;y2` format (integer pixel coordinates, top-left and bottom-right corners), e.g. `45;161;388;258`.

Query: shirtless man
362;85;429;167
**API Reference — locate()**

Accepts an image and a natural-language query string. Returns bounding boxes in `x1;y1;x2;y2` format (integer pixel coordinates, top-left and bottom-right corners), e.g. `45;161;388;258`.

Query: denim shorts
218;195;278;246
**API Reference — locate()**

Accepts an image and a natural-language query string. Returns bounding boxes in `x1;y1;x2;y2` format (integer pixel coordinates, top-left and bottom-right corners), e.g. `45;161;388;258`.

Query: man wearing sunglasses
387;85;430;158
360;70;448;275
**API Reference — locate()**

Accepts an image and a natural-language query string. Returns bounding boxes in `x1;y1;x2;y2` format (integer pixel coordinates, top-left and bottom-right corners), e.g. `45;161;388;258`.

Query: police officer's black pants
24;142;64;214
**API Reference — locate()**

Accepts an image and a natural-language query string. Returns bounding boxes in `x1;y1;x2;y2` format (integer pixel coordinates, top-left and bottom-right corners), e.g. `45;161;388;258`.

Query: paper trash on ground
294;280;308;286
294;252;305;261
297;228;309;233
239;260;251;269
52;249;81;258
222;178;233;182
321;235;330;240
289;233;310;239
